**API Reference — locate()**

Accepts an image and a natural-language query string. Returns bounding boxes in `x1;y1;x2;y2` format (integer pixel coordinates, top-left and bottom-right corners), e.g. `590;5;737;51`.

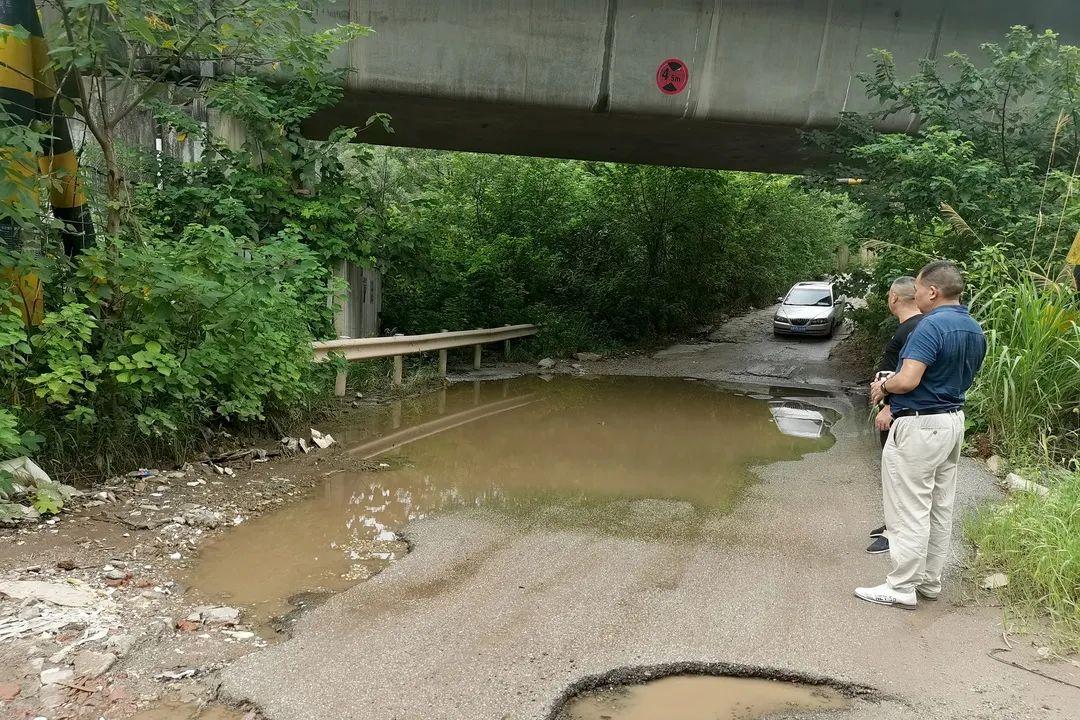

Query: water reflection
767;400;838;440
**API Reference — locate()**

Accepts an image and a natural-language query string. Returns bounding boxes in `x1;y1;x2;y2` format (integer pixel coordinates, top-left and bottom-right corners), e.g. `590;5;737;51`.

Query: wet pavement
186;376;836;631
558;675;849;720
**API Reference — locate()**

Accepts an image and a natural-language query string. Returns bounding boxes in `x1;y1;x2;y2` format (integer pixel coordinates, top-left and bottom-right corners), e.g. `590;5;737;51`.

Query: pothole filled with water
185;376;840;629
558;674;850;720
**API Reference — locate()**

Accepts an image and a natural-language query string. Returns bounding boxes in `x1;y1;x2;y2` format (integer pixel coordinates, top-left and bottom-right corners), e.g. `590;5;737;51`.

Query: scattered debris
223;630;256;641
40;667;75;685
573;352;602;361
183;507;224;529
73;650;117;678
154;667;203;682
981;573;1009;590
985;455;1006;477
310;428;336;449
1005;473;1049;497
537;358;556;369
281;436;311;454
0;579;98;608
105;633;137;657
202;606;241;626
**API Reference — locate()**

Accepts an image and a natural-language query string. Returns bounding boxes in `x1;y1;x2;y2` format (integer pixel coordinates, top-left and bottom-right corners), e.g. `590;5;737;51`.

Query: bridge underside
304;1;1080;173
303;92;816;174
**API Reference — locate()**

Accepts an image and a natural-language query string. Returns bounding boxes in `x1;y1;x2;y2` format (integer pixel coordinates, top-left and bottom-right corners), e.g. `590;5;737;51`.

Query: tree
811;26;1080;271
36;0;369;235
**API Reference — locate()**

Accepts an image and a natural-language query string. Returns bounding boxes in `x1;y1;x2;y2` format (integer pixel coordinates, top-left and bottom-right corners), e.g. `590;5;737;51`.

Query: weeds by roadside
966;468;1080;652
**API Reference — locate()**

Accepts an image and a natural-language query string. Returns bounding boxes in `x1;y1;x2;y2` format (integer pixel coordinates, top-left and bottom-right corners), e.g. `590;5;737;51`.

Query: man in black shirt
866;276;923;554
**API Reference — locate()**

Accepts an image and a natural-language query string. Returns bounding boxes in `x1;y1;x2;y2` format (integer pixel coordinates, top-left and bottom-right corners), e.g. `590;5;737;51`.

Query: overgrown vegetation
967;468;1080;651
371;151;856;356
1;0;373;491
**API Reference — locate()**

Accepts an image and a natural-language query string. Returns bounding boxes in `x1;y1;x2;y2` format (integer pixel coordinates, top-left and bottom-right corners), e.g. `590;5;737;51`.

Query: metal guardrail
313;324;538;395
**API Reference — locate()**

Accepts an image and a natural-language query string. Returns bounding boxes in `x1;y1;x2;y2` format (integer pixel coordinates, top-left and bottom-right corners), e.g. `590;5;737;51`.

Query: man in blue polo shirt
856;261;986;609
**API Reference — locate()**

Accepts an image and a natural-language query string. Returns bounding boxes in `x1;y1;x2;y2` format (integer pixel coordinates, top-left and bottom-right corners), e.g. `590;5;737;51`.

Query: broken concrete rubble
1005;472;1049;497
73;650;116;678
0;580;98;608
40;666;74;685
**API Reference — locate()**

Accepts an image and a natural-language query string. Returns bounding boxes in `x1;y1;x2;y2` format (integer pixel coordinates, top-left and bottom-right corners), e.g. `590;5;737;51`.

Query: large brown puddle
559;675;850;720
186;376;837;629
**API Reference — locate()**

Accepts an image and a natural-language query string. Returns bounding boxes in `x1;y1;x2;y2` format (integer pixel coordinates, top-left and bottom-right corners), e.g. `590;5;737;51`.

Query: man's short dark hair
890;276;916;300
918;261;964;298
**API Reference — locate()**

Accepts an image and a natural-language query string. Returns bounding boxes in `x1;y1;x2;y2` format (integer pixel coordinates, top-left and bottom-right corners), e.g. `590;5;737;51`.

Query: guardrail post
393;355;403;386
335;369;347;398
438;330;448;377
473;344;482;370
503;324;511;357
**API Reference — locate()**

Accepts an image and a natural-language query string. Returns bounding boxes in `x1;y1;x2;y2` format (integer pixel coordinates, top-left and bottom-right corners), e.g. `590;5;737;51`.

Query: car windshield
785;288;832;306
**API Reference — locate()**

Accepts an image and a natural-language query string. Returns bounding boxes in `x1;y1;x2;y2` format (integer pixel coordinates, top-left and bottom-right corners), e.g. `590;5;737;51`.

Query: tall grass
967;261;1080;465
966;468;1080;650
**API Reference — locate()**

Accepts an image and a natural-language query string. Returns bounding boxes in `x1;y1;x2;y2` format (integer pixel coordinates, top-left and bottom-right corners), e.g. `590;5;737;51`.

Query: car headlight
809;318;828;325
775;315;788;322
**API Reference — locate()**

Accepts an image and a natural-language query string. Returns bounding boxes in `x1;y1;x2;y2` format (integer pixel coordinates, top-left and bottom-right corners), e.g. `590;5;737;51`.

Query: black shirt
876;314;924;374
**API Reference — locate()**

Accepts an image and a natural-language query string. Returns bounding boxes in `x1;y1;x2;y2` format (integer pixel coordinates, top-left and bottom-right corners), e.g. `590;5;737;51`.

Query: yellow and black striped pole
2;0;94;325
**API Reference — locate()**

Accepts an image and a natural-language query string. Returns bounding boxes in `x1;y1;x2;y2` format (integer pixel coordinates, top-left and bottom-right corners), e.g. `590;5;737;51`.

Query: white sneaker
854;583;917;609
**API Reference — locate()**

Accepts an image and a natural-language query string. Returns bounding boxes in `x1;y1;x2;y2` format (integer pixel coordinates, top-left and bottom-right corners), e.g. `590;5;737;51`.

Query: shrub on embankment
965;250;1080;466
1;227;333;484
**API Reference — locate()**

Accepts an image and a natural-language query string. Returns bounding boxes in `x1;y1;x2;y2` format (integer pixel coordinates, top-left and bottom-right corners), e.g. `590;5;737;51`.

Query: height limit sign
656;58;688;95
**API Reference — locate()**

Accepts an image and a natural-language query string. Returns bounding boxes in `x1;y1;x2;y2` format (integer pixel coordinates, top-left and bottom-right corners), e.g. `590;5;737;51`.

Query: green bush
2;227;330;476
377;153;851;353
965;249;1080;464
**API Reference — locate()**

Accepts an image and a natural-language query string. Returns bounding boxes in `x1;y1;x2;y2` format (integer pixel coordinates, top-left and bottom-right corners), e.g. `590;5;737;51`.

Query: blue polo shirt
890;304;986;414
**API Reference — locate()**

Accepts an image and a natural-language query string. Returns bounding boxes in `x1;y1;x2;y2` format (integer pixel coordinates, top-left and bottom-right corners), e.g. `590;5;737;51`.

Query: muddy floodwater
187;376;837;627
559;674;850;720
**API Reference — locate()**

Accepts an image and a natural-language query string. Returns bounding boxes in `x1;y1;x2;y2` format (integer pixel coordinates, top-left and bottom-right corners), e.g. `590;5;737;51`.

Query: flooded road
187;376;837;628
559;675;850;720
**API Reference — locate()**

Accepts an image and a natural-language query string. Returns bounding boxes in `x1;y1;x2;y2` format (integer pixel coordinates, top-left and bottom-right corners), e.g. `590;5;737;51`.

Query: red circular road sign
656;58;689;95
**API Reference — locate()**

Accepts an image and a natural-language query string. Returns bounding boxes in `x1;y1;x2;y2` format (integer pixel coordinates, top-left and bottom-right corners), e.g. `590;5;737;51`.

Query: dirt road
216;309;1079;719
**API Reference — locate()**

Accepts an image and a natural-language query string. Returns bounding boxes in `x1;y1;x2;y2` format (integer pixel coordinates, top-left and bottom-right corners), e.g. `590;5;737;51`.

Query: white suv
773;282;846;338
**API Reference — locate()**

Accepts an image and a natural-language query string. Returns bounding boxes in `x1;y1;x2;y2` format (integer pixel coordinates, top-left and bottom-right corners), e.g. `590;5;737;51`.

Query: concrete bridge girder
308;1;1080;172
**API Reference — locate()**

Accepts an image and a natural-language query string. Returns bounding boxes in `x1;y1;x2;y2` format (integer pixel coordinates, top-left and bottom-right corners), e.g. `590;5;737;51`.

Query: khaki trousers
881;412;964;594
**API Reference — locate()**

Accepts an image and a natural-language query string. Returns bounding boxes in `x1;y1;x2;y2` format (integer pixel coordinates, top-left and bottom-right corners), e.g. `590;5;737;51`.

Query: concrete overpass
307;1;1080;173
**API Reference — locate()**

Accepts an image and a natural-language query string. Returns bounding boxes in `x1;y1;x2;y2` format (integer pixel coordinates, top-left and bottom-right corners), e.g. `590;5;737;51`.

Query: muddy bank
0;430;384;719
